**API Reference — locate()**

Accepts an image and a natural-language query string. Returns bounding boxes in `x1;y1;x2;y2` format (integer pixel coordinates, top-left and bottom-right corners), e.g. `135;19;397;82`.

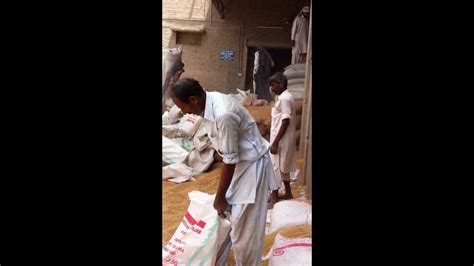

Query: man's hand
213;196;229;218
215;163;235;218
270;142;279;154
292;40;295;47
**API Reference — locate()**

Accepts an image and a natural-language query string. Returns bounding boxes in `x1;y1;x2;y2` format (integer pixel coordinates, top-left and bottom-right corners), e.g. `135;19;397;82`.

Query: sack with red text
162;191;232;266
179;114;203;138
263;234;312;266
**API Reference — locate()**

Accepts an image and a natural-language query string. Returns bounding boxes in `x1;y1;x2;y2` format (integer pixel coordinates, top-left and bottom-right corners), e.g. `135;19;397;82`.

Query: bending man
170;78;279;265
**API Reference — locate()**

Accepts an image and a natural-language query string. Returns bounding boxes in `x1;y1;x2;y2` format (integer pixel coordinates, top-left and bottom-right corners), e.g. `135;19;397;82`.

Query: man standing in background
291;6;310;64
253;43;274;102
268;72;297;208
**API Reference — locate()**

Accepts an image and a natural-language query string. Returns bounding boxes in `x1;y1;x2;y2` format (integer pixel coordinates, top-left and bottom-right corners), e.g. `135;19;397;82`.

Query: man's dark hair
268;72;288;88
170;78;205;103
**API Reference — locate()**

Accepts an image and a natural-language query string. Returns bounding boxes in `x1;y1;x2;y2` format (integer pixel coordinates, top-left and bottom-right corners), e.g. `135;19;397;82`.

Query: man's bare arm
270;118;290;154
213;163;236;217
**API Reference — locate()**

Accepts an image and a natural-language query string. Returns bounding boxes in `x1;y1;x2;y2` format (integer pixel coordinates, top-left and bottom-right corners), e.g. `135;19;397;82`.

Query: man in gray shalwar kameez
291;6;310;64
253;43;274;102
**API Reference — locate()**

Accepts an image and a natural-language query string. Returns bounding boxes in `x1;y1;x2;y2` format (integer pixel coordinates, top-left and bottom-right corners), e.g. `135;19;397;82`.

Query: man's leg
298;53;307;64
268;189;279;209
268;154;280;190
267;162;280;209
229;157;270;265
279;171;293;200
291;48;297;64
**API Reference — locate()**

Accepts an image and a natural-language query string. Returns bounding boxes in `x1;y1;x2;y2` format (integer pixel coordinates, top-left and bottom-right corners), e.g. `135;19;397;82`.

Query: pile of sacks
263;200;312;265
162;105;215;183
283;63;306;101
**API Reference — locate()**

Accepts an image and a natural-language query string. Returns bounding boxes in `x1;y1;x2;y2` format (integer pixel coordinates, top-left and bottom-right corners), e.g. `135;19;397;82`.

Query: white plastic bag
270;200;312;233
164;175;195;184
231;88;249;103
163;191;232;266
162;163;195;183
234;89;257;106
263;234;312;266
163;136;189;165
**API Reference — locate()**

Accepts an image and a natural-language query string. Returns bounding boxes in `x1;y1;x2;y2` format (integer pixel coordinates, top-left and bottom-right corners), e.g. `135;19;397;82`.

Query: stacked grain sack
283;63;306;150
283;63;306;101
261;199;312;266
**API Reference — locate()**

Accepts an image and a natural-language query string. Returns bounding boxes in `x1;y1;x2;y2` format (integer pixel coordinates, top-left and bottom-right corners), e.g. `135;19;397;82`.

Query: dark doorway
245;47;292;92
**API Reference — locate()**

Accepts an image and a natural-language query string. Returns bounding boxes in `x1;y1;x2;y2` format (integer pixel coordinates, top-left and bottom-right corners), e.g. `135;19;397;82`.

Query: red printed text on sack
164;258;179;266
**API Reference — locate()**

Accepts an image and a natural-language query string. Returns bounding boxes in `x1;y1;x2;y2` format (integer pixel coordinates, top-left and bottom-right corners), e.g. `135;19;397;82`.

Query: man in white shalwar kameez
268;73;297;207
291;6;310;64
170;78;279;266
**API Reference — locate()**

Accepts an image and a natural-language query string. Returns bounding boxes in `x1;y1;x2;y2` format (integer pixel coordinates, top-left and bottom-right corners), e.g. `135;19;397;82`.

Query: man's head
302;6;310;19
268;72;288;95
170;78;206;115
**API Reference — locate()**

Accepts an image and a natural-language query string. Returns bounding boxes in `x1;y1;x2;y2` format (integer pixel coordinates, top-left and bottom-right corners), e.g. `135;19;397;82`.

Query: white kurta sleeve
216;112;241;164
279;97;292;120
253;51;259;74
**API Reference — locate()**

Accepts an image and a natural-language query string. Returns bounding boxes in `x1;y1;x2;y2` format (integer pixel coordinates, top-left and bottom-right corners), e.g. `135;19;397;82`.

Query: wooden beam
170;27;206;34
212;0;225;19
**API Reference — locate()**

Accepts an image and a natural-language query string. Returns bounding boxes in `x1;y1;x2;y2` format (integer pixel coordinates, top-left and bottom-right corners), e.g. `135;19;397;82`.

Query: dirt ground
162;105;312;264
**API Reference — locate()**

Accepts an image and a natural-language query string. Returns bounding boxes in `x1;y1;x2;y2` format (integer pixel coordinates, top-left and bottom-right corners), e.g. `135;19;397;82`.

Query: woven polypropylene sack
287;78;305;86
162;191;232;266
270;200;312;233
264;234;312;266
283;69;305;79
284;63;306;71
162;136;189;165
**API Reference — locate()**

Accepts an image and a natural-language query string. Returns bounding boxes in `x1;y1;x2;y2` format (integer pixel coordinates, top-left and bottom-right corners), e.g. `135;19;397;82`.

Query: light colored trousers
216;154;276;266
